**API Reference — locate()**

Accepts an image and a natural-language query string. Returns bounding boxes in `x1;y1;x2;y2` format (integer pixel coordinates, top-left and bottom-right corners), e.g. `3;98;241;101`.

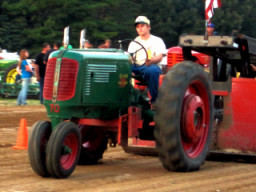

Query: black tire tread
46;122;81;178
28;121;51;177
154;61;213;172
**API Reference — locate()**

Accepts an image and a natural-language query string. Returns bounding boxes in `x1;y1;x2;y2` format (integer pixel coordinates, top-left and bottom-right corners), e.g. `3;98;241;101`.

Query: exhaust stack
63;26;70;49
80;29;86;49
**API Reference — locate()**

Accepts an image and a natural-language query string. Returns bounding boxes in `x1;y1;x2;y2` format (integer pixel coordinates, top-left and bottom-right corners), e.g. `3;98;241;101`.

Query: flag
205;0;222;20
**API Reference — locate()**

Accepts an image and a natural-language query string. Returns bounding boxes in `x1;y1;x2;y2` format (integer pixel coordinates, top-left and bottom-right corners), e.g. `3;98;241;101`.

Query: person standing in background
17;49;32;106
98;39;111;48
84;40;92;49
206;22;218;36
34;43;51;104
44;42;61;64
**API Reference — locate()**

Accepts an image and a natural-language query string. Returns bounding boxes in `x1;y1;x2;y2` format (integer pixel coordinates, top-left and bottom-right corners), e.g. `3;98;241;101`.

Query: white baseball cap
135;16;150;26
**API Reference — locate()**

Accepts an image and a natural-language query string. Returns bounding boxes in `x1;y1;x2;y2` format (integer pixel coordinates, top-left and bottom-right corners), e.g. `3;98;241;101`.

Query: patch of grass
0;98;41;106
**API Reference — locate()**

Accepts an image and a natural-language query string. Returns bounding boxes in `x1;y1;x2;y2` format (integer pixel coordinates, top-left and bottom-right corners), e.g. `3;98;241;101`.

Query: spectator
34;43;51;104
207;22;218;36
84;40;92;49
98;39;111;49
44;42;61;64
17;49;32;106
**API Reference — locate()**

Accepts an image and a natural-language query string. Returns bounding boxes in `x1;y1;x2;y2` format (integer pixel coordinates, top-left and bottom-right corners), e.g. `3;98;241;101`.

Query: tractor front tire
154;61;213;172
28;121;52;177
46;122;81;178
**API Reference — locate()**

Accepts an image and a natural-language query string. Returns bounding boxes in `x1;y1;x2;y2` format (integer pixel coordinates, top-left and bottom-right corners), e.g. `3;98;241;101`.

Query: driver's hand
251;64;256;71
145;59;151;66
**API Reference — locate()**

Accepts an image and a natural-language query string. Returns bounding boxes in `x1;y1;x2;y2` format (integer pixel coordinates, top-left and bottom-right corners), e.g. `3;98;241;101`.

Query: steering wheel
117;39;148;66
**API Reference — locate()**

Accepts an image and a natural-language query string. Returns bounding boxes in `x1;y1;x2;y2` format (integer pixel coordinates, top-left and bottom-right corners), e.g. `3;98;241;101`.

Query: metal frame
180;34;256;155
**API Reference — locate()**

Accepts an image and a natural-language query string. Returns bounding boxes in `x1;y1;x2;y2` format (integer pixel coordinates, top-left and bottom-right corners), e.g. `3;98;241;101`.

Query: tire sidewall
155;61;213;171
46;122;81;178
28;121;51;177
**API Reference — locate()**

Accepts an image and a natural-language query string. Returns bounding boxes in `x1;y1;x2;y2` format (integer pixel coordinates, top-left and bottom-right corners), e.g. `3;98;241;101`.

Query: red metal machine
122;34;256;159
28;32;256;178
167;46;210;69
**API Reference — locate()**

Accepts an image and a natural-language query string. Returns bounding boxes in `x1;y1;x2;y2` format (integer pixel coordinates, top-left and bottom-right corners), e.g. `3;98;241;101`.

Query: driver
128;16;166;105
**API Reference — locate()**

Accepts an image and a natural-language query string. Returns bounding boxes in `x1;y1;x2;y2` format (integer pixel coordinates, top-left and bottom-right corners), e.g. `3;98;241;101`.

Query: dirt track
0;105;256;192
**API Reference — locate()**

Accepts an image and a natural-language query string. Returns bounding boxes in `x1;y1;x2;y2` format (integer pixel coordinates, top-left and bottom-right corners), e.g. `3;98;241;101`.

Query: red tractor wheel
78;126;108;165
154;61;213;172
46;122;81;178
28;121;52;177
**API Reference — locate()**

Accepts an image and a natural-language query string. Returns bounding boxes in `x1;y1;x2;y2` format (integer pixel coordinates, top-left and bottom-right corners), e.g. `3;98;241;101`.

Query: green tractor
0;51;40;98
28;28;213;178
0;51;19;84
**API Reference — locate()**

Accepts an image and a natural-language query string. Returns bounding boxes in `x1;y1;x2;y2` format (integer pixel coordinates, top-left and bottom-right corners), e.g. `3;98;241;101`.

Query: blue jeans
132;64;161;103
39;77;44;104
17;78;30;105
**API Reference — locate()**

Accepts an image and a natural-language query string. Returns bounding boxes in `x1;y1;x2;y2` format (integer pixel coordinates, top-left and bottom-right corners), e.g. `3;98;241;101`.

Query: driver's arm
146;38;166;66
146;54;164;66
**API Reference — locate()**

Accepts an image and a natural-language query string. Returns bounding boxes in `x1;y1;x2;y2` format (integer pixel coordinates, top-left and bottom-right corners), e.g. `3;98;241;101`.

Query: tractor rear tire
28;121;52;177
78;126;108;165
46;122;81;178
154;61;213;172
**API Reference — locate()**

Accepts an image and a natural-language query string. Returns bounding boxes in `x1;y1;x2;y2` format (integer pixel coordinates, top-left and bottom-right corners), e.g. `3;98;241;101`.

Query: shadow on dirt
207;152;256;164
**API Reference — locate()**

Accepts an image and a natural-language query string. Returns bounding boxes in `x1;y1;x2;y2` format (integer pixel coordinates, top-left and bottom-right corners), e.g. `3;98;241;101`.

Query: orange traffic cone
12;118;28;150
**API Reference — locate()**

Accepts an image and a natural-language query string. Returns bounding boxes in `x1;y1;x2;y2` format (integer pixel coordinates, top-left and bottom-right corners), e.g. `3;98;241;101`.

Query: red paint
167;46;210;69
132;138;156;147
128;107;142;137
60;133;79;170
50;104;60;113
181;80;210;158
212;90;229;96
78;118;119;127
43;57;79;101
44;58;57;100
54;105;60;113
216;78;256;153
57;58;79;101
181;94;205;144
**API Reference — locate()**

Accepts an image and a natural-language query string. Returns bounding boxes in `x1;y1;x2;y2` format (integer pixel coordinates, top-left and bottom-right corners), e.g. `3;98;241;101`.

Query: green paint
44;49;132;130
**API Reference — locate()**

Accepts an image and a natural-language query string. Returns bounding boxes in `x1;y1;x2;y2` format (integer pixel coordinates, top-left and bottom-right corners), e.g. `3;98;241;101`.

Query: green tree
0;0;256;55
213;0;256;37
1;0;121;55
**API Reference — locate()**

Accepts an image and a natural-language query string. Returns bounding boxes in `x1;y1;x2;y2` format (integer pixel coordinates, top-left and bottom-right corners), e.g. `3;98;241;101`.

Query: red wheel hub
181;80;210;159
60;133;78;170
181;94;205;143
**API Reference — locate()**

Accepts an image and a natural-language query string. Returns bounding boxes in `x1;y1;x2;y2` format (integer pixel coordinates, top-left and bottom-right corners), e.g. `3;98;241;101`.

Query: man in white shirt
128;16;166;104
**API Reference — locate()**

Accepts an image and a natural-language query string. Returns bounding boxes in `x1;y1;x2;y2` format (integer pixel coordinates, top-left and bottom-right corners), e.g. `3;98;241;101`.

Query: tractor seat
132;74;148;86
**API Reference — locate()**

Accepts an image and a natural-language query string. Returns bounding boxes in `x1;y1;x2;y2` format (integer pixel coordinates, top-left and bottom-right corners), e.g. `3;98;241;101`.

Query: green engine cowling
43;49;132;128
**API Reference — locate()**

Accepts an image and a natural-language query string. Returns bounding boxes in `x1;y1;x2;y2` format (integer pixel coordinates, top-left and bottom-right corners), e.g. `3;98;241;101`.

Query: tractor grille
44;57;79;101
44;58;56;100
167;53;184;68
